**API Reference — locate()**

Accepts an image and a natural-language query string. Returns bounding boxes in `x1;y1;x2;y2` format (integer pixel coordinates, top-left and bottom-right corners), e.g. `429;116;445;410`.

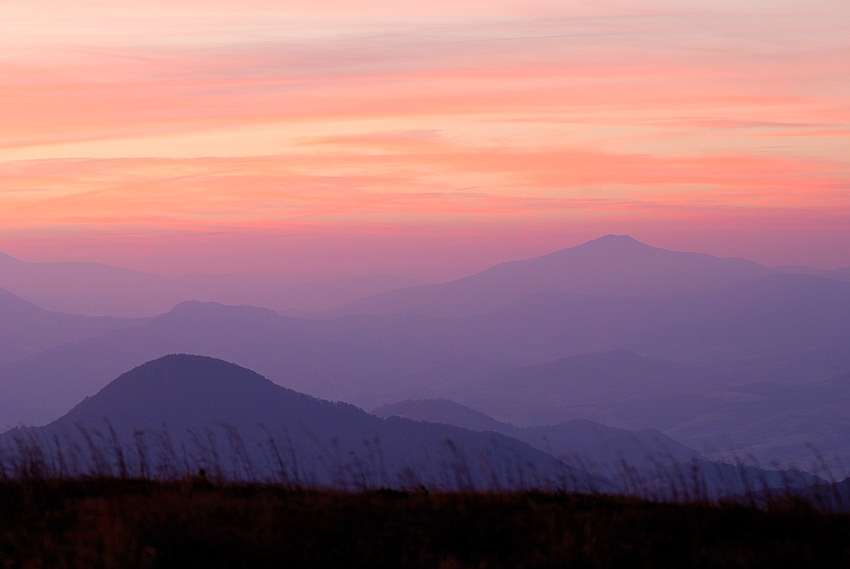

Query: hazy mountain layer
0;250;418;317
373;398;700;472
336;234;772;316
0;301;500;427
373;398;826;498
0;286;141;364
0;355;602;491
2;235;849;481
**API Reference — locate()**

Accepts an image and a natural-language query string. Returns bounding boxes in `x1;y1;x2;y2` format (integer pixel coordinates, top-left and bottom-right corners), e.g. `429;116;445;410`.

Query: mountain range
373;397;700;474
335;234;775;316
1;354;824;498
1;355;599;491
2;235;850;483
373;398;825;499
0;286;140;363
0;250;416;316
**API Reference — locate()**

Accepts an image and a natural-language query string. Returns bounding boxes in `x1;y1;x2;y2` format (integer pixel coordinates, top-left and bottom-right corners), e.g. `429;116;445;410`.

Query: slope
373;398;700;472
1;355;601;491
337;235;771;316
373;398;824;498
0;286;141;363
0;301;498;427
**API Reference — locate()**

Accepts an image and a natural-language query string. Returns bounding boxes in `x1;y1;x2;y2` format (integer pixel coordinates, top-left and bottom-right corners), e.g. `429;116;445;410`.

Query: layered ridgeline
0;251;171;316
0;301;498;426
374;398;701;472
2;236;850;477
0;250;416;317
4;243;850;430
373;398;826;500
0;354;825;499
439;350;850;476
335;234;774;316
0;355;605;491
0;286;139;363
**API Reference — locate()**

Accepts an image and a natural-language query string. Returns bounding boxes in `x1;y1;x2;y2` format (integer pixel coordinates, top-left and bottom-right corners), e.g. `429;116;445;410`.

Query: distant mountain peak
597;233;637;241
576;234;650;249
334;233;772;316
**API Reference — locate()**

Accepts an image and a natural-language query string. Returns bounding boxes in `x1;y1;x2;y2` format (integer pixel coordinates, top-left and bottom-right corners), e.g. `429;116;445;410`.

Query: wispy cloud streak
1;1;849;271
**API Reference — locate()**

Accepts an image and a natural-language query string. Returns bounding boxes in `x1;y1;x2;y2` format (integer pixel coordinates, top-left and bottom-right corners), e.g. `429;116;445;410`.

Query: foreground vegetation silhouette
3;351;850;567
4;473;850;569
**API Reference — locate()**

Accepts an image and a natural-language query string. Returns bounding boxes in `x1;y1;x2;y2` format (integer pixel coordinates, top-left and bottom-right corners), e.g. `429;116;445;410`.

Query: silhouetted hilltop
55;354;320;432
4;355;602;491
0;300;501;426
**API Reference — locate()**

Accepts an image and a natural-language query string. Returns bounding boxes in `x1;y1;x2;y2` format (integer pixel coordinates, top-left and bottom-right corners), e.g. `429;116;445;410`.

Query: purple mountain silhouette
2;354;604;490
372;398;825;498
0;286;139;364
4;269;850;428
0;250;417;316
372;397;700;468
336;235;771;316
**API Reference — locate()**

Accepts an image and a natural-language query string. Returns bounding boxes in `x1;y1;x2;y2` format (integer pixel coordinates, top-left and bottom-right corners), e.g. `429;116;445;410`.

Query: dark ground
2;479;850;568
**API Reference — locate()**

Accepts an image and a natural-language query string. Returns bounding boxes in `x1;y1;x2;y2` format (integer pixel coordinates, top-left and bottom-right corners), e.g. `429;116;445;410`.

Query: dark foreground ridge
3;479;850;569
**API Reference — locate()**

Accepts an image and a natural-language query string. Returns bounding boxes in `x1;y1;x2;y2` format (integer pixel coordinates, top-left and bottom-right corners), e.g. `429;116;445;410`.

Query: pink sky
1;0;849;278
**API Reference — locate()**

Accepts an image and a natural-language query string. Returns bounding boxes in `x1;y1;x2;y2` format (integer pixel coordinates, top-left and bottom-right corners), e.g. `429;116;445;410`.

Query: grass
3;477;850;568
3;426;850;567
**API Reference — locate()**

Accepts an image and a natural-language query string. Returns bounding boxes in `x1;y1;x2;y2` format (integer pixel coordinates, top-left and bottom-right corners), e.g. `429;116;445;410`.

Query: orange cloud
2;2;849;273
3;140;847;238
3;9;848;158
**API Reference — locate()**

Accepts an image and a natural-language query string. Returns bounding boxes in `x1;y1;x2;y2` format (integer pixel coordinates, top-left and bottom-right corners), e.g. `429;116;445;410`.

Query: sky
1;0;849;279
